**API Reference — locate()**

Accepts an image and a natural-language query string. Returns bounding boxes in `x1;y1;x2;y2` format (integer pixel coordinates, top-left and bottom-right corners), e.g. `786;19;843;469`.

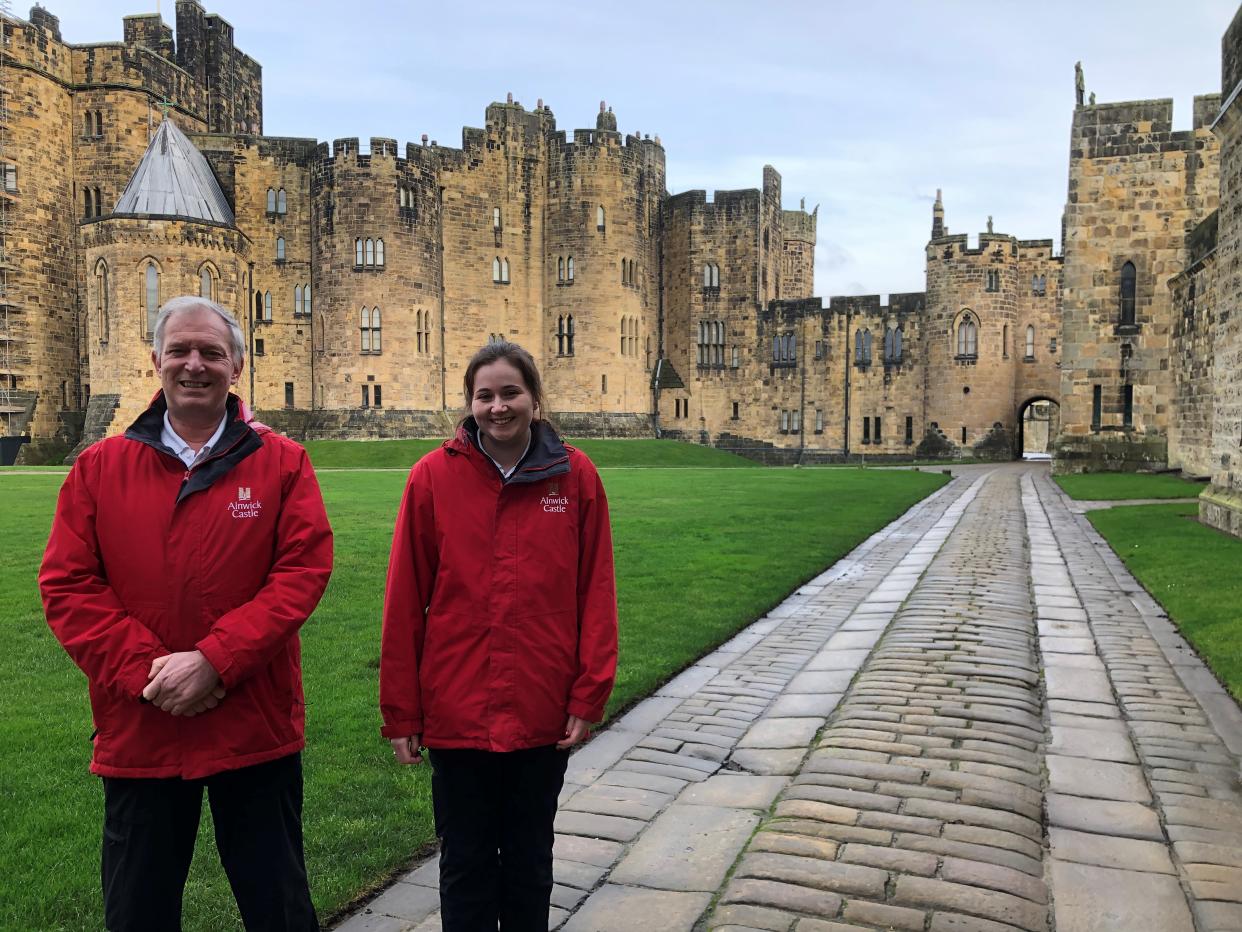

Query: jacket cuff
195;635;235;689
381;720;423;740
567;699;604;724
121;650;163;700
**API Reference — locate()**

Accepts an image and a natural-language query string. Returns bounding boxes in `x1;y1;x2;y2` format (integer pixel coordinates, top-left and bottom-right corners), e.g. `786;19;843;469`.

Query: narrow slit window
1119;261;1136;326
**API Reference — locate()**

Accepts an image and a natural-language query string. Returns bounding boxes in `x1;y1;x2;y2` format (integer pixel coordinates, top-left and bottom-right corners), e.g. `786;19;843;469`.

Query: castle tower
0;7;80;453
923;205;1022;459
310;134;443;416
780;201;816;300
77;116;250;451
1053;94;1219;472
542;104;665;420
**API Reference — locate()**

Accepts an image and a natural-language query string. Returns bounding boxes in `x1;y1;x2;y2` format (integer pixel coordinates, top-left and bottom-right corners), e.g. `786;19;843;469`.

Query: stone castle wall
1054;96;1220;473
1169;212;1218;479
1201;6;1242;537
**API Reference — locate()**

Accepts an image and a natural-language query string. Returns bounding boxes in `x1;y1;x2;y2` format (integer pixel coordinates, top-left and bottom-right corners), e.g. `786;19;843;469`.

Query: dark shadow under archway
1017;397;1060;460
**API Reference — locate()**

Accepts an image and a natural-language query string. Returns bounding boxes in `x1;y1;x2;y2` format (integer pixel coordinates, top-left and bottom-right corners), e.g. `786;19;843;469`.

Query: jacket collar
125;392;267;502
447;417;571;485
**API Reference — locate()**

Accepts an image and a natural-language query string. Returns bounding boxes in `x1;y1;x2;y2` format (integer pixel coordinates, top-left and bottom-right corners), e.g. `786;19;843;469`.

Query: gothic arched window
957;314;978;357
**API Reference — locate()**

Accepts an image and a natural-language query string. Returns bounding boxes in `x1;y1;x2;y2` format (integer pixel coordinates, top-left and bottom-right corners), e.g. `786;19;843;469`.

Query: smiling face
470;358;537;457
152;306;242;431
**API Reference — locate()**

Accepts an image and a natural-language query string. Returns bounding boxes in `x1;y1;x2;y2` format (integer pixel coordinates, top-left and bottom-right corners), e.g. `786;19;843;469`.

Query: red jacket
380;420;617;751
39;393;333;779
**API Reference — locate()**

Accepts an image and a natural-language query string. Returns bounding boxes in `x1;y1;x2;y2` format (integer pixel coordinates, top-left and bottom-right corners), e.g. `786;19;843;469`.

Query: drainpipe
247;261;255;406
653;205;665;436
438;185;448;414
843;305;852;457
798;308;807;464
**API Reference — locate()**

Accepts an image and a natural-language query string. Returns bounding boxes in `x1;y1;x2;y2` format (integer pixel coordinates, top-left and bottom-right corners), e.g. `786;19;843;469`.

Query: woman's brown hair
460;340;548;426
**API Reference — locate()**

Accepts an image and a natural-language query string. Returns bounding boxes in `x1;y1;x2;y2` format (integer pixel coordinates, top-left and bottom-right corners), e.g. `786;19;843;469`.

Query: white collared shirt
162;411;228;469
476;428;531;480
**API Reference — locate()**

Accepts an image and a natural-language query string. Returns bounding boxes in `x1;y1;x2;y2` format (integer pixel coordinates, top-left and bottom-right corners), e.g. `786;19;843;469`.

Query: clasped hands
142;650;226;716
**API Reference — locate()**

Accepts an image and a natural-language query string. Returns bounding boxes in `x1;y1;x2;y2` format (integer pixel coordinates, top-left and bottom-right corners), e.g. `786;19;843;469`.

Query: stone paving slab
561;886;712;932
609;804;760;891
1048;861;1193;931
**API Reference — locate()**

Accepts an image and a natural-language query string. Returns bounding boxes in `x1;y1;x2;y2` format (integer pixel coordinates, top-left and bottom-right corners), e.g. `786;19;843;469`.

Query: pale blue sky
39;0;1237;297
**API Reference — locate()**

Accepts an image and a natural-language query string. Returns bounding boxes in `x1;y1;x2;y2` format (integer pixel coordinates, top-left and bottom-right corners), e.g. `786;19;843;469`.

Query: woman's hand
390;735;423;765
557;715;590;750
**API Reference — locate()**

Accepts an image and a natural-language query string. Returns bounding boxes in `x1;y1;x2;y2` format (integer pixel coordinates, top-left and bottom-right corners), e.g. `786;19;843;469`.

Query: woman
380;341;618;931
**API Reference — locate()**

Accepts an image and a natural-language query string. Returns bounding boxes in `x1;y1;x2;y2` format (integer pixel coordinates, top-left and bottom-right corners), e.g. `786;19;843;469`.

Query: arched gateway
1018;396;1060;460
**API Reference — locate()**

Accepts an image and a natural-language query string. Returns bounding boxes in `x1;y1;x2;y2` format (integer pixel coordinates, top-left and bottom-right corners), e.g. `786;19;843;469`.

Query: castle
0;2;1239;540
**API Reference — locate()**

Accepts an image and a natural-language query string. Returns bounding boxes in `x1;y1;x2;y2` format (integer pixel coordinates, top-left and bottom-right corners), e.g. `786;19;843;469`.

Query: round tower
542;103;665;424
77;118;250;453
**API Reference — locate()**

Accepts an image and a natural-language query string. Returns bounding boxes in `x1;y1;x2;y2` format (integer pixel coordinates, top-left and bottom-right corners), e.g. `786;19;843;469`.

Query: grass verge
1054;472;1204;501
1;465;946;928
1088;502;1242;701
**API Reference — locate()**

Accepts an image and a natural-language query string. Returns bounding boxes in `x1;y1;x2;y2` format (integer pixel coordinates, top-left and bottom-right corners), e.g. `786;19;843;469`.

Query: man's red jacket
380;420;617;751
39;393;333;779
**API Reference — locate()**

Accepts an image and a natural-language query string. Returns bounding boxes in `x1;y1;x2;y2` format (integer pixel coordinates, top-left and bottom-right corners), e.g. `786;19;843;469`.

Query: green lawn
1;464;946;929
1054;472;1205;501
1089;502;1242;701
305;437;758;469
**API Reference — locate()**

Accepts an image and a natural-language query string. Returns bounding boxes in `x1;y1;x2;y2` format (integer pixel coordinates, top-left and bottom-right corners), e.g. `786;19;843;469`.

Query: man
39;296;333;931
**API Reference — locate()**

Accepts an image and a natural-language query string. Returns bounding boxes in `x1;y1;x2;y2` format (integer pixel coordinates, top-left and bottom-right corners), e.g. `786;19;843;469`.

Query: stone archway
1018;397;1060;460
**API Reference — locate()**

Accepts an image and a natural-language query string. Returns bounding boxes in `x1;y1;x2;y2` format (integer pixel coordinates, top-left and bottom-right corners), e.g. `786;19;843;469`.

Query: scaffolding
0;0;17;437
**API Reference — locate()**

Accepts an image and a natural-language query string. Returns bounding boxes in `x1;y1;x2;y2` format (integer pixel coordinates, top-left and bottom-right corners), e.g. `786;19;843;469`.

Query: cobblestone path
337;464;1242;932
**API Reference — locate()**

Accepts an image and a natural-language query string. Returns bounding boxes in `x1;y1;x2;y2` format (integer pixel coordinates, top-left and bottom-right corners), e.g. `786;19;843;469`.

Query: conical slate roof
113;118;235;226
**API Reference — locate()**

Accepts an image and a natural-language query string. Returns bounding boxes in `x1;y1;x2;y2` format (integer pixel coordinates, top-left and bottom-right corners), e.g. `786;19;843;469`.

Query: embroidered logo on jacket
540;480;569;514
228;488;263;519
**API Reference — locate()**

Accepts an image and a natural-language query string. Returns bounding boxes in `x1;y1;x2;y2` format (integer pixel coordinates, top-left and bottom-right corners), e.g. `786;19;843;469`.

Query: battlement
782;208;816;241
928;232;1019;258
27;4;59;39
1196;94;1222;128
826;292;925;316
764;298;824;322
1071;97;1214;158
122;13;174;58
667;188;761;213
1017;239;1059;260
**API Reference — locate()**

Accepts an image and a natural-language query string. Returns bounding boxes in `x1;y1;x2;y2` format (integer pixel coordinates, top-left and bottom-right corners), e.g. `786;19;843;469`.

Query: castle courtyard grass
1087;502;1242;702
1053;471;1205;501
304;436;760;469
0;463;946;929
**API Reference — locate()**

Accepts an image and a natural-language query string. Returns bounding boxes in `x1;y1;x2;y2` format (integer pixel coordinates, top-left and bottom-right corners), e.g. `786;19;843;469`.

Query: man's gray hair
153;296;246;363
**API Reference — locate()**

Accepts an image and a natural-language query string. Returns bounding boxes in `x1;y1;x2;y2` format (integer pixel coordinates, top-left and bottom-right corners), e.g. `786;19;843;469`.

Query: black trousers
101;752;316;932
429;745;569;932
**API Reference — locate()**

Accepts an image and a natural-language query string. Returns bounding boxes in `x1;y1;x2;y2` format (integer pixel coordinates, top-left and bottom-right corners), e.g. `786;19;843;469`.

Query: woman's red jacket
380;422;618;751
